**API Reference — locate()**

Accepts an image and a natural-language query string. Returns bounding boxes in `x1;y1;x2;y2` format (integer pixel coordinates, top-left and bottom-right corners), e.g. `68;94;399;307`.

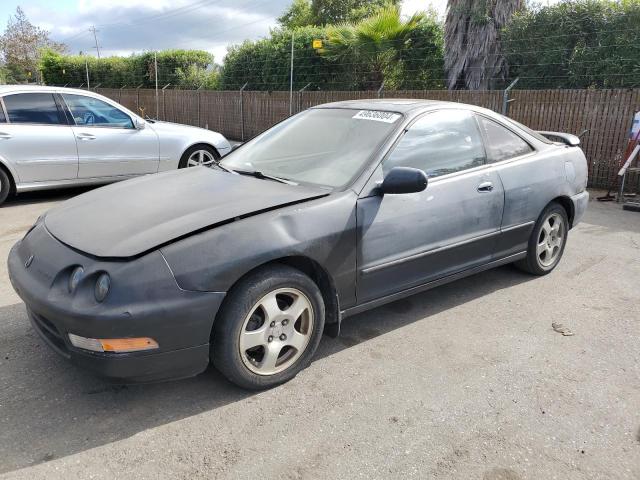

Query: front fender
160;191;358;308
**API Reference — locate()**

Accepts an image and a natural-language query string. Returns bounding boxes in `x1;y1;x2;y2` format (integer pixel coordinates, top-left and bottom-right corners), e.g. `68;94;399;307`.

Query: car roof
0;84;98;96
312;98;459;114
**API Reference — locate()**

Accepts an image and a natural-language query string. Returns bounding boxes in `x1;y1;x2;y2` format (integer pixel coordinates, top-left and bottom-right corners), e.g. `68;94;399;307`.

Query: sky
0;0;442;63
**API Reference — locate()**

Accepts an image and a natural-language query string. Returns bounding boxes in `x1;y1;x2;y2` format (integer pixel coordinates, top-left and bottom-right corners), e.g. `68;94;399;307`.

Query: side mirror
134;118;146;130
381;167;428;195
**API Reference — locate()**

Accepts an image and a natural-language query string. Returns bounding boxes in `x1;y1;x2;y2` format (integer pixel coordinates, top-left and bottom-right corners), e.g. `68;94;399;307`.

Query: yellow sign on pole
312;39;323;49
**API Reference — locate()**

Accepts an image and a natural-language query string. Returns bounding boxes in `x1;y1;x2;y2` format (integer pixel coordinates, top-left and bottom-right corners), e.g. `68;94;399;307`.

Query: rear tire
515;202;568;275
0;168;13;206
212;264;325;390
178;144;219;169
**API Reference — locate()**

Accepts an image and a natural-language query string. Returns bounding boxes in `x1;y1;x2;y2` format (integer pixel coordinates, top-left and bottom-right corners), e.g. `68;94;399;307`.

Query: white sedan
0;85;231;205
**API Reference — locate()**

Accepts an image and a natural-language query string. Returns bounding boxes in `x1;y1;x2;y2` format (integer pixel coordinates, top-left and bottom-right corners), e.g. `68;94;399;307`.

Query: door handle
477;181;494;192
76;133;96;140
0;132;12;139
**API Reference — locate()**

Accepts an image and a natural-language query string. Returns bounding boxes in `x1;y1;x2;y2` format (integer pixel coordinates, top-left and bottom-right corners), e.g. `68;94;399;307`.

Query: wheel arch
214;255;341;335
184;142;221;158
549;195;575;228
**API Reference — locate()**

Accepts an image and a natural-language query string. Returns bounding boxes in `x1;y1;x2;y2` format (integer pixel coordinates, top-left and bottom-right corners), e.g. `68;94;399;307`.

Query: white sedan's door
0;92;78;182
62;93;159;179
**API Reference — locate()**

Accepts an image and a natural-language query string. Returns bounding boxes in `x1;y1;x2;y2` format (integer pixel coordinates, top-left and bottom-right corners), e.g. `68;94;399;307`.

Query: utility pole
85;59;90;89
154;52;159;119
89;26;101;59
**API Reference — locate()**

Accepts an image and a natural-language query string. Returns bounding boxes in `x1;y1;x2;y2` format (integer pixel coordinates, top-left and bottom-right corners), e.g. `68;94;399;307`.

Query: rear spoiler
537;131;580;147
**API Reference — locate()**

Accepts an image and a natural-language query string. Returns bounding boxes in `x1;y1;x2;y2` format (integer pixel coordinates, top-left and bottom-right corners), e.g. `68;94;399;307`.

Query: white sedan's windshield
221;108;402;188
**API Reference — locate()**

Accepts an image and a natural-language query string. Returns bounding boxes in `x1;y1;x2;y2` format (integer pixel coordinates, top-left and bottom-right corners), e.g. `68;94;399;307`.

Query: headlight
68;266;84;293
94;272;110;302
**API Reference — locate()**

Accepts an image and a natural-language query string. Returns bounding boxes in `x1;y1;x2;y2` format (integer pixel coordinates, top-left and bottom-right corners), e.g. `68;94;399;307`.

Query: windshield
221;108;402;188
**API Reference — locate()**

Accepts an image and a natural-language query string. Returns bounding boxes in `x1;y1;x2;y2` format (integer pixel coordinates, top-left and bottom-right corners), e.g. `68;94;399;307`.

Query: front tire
178;144;220;169
212;265;325;390
516;202;569;275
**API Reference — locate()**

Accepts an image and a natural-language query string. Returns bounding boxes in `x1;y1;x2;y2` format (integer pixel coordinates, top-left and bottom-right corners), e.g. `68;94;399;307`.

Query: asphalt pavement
0;189;639;479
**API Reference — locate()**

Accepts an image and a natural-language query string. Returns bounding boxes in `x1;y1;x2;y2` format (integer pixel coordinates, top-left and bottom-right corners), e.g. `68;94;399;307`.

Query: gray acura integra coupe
8;99;589;389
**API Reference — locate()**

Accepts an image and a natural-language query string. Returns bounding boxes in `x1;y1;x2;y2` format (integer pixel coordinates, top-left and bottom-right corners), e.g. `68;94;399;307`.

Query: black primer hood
44;168;327;258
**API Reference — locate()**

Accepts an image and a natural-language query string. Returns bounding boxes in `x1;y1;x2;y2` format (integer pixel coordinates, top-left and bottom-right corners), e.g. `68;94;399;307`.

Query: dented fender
160;191;359;309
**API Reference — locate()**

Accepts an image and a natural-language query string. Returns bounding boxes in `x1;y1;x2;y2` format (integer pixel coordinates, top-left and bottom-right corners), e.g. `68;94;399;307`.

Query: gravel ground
0;189;639;480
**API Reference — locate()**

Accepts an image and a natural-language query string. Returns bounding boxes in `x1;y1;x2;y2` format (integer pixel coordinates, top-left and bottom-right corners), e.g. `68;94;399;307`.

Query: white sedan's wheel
178;145;219;169
187;149;217;167
0;168;12;206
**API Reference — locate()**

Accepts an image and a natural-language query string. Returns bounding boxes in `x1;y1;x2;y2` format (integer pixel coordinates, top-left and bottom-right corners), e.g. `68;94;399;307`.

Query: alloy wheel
536;212;565;268
187;149;217;167
239;288;314;376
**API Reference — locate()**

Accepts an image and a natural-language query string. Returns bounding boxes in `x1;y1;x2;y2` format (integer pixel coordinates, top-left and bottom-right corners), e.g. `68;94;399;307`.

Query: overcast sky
0;0;559;63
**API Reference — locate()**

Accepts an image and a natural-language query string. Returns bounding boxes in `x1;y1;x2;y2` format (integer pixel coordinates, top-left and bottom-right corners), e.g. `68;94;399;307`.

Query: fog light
94;273;110;302
68;266;84;293
69;333;159;353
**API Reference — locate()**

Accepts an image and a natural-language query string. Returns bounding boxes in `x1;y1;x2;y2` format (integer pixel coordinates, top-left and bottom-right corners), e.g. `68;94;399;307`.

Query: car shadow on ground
1;186;97;208
0;264;534;474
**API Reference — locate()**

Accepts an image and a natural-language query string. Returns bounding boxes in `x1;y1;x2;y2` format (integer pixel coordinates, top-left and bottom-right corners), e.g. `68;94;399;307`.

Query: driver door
356;110;505;304
61;93;159;178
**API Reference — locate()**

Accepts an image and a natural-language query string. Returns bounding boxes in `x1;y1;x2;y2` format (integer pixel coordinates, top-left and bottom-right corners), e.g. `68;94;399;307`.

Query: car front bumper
8;224;226;383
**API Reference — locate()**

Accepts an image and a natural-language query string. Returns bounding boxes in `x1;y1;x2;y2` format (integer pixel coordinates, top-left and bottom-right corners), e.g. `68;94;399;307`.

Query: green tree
444;0;524;90
220;26;345;90
502;0;640;89
320;4;426;89
278;0;398;28
277;0;316;29
40;49;216;89
0;7;67;83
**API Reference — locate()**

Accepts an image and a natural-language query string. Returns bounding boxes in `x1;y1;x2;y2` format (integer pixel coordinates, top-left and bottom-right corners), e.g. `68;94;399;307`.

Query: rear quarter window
3;93;65;125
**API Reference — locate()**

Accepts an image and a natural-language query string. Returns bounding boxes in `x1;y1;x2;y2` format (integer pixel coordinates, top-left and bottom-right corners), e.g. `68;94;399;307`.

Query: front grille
28;309;70;358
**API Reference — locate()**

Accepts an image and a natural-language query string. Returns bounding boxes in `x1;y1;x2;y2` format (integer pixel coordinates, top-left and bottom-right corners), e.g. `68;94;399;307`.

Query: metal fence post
240;82;248;141
162;83;171;121
119;85;126;103
136;84;143;114
502;78;519;116
289;31;295;116
298;83;311;114
196;84;204;127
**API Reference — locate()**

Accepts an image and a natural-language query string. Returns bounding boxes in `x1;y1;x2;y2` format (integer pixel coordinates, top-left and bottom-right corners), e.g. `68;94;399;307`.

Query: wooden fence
95;87;640;189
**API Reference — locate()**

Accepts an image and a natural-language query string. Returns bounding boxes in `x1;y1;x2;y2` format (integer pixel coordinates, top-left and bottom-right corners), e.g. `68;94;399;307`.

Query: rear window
3;93;65;125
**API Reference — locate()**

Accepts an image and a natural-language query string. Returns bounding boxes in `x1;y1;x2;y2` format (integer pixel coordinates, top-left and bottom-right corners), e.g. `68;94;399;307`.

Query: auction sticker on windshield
353;110;401;123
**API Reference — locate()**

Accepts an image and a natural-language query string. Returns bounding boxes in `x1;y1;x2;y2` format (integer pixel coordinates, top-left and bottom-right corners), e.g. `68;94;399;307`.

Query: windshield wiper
215;163;237;174
233;169;298;185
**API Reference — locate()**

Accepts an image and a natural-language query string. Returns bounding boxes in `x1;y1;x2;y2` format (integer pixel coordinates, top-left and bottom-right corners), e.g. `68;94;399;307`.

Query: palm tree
320;5;425;90
445;0;524;90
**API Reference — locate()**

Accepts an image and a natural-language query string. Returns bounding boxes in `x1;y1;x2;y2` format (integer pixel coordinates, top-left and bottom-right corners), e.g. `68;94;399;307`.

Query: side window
383;110;486;178
477;116;533;162
62;94;133;128
3;93;65;125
